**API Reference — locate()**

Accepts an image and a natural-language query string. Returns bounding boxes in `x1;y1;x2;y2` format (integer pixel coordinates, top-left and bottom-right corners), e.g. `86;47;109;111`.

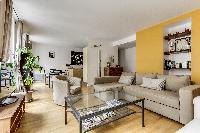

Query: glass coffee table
65;90;145;133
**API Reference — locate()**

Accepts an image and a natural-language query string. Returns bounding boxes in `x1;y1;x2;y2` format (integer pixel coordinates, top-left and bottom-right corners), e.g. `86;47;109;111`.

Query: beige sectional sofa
93;72;200;124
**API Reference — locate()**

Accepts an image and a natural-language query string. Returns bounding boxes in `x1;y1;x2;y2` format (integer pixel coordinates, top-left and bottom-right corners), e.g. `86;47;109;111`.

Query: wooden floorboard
16;82;183;133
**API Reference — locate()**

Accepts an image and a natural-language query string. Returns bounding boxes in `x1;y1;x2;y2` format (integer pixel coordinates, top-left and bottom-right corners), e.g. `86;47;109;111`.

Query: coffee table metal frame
65;90;145;133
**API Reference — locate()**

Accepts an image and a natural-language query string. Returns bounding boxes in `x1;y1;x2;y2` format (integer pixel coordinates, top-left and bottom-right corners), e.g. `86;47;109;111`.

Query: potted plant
18;48;42;92
23;74;34;91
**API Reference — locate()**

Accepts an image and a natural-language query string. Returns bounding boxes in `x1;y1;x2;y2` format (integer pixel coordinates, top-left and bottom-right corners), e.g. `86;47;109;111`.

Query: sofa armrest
193;96;200;119
94;76;120;85
179;85;200;124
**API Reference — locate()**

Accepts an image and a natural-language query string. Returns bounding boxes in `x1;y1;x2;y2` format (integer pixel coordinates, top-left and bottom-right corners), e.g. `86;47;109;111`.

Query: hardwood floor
16;82;183;133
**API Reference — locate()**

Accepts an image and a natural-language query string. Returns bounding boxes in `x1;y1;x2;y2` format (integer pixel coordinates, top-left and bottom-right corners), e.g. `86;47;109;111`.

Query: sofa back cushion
121;72;135;84
118;76;134;85
68;76;81;86
55;75;68;81
157;75;190;92
94;76;120;84
136;73;157;85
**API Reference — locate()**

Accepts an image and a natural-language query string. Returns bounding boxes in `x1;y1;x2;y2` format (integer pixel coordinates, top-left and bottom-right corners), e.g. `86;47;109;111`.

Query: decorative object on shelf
166;37;191;54
182;38;190;51
164;60;170;70
186;36;191;45
187;61;191;69
182;62;187;69
179;63;182;68
175;39;182;52
171;61;176;69
116;65;120;68
164;28;191;40
176;63;180;69
49;51;55;58
168;39;176;52
107;62;111;67
164;60;191;70
108;56;115;66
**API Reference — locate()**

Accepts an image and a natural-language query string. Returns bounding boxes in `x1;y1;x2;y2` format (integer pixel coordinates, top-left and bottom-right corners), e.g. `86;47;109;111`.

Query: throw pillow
140;77;166;91
118;76;134;85
140;77;152;88
150;78;166;91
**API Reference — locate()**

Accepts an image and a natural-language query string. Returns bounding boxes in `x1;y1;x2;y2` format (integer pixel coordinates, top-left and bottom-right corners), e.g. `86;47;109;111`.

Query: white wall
32;44;82;72
83;43;118;85
119;47;136;72
101;45;118;76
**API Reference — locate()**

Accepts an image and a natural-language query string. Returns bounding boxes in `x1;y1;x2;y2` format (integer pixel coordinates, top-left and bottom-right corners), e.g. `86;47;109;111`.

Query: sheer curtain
0;0;13;62
15;20;23;89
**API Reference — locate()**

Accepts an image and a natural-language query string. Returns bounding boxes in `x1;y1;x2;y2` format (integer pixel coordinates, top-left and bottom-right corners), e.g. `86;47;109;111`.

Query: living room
0;0;200;133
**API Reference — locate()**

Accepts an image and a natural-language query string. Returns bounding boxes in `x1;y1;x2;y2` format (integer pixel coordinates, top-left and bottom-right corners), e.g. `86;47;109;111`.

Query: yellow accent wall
136;9;200;83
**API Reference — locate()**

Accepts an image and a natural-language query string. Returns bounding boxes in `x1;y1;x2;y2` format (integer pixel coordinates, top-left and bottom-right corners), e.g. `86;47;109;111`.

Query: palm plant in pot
18;48;42;92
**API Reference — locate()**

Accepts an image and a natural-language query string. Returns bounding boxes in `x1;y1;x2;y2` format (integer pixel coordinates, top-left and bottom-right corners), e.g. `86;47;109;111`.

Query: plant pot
25;91;33;103
24;85;31;92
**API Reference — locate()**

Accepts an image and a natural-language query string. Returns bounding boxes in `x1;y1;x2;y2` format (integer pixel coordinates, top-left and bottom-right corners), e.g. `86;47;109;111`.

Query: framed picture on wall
49;51;55;58
71;51;83;65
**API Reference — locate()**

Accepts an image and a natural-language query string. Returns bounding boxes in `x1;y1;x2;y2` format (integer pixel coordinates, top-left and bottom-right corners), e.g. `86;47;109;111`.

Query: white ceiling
13;0;200;48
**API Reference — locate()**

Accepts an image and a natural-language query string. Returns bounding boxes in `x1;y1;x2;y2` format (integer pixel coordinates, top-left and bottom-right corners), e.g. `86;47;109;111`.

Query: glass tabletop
65;90;143;117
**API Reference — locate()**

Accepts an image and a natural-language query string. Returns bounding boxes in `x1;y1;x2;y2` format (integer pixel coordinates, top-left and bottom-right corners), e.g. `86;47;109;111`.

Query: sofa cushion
121;72;136;84
140;77;166;91
118;76;134;85
140;77;152;88
136;73;157;85
94;76;120;84
157;75;190;92
68;76;81;86
93;83;126;92
70;86;81;94
123;85;179;109
55;75;68;81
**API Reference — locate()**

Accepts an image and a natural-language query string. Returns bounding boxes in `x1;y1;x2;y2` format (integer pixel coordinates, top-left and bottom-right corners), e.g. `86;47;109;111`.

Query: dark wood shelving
164;49;191;55
165;68;191;71
164;28;191;40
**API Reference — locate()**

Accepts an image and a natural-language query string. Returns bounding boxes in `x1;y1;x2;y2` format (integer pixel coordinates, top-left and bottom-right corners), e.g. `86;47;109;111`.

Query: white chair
176;96;200;133
52;75;81;106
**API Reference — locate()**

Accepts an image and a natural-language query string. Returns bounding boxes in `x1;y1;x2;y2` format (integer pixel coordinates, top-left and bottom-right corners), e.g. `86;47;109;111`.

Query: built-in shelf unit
164;18;192;76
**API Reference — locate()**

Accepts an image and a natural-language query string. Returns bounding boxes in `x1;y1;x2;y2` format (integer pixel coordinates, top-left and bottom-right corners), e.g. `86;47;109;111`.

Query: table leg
80;119;82;133
23;99;25;113
142;100;145;127
49;75;50;88
5;79;6;87
65;101;67;125
44;74;47;85
9;79;11;86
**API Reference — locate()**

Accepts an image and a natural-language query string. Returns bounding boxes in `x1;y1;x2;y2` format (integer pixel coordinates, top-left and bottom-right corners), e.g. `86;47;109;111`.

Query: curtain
0;0;13;62
16;20;23;62
15;20;23;89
